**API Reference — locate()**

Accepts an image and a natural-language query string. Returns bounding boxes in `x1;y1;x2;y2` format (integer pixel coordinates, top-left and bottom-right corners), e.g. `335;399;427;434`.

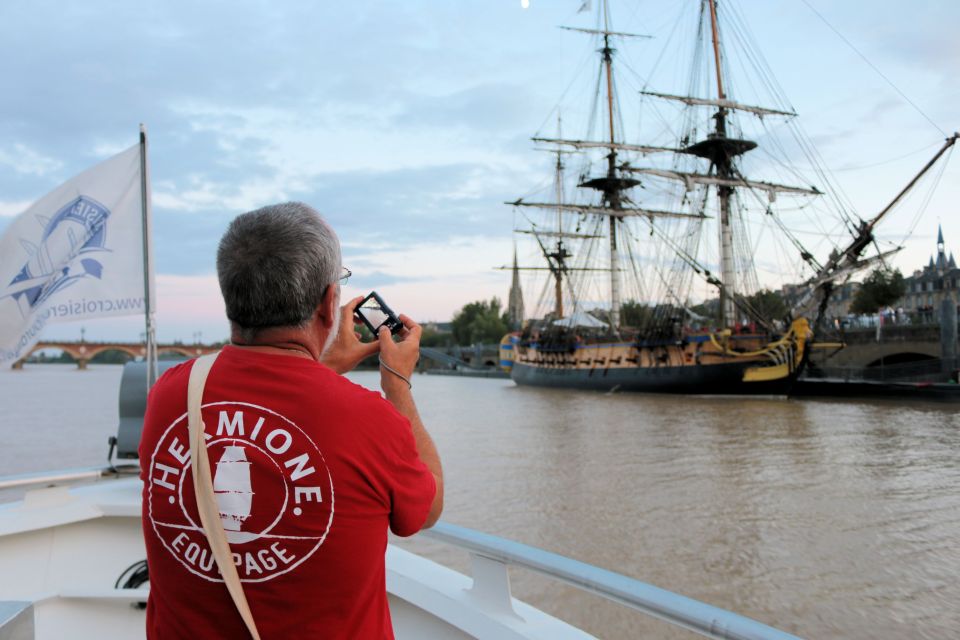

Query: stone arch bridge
811;325;944;369
12;341;220;369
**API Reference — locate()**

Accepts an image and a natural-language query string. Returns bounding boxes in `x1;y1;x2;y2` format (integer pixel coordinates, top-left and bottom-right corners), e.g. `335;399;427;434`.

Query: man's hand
378;314;420;393
321;296;380;374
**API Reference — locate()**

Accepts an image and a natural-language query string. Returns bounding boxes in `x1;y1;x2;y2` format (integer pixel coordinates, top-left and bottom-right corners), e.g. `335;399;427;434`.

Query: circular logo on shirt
147;401;335;583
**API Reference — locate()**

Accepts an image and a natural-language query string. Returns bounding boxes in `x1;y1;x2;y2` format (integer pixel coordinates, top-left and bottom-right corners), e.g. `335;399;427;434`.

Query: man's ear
317;285;338;330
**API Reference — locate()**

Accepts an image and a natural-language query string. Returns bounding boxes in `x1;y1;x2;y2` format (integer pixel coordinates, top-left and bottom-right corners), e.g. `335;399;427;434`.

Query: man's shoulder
146;359;194;404
315;374;412;436
139;360;194;463
157;359;193;385
320;374;401;418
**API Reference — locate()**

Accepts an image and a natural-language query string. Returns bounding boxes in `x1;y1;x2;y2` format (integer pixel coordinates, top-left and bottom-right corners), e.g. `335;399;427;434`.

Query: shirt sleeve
382;411;437;537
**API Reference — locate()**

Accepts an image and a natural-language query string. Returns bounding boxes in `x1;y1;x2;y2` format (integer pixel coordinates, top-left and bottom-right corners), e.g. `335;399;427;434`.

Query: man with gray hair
140;202;443;639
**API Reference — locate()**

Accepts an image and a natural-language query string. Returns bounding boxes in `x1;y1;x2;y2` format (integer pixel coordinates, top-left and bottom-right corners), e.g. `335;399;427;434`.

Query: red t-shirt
139;346;436;639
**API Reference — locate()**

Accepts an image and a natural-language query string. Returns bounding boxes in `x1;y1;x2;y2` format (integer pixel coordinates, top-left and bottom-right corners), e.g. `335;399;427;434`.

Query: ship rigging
501;0;956;394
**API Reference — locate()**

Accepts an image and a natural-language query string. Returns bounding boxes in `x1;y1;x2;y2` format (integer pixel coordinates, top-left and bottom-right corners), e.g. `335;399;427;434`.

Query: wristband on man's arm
379;357;412;389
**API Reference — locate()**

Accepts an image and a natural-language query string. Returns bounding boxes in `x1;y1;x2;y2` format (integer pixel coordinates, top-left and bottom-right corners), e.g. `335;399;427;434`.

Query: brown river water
2;364;958;639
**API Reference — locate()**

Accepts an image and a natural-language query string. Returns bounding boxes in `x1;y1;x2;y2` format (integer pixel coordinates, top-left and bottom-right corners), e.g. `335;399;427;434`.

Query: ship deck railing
0;601;33;640
421;522;799;640
1;468;801;640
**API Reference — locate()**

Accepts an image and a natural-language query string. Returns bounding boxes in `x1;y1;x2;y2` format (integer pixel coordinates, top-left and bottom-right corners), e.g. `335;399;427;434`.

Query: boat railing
421;522;802;640
0;601;33;640
0;465;139;492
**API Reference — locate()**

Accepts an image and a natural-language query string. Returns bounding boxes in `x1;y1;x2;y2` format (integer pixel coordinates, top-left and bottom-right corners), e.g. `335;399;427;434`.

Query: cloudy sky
0;0;957;343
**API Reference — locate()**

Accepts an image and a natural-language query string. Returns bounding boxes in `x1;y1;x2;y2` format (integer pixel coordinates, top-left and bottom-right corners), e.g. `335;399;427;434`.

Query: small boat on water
0;361;801;639
501;0;956;394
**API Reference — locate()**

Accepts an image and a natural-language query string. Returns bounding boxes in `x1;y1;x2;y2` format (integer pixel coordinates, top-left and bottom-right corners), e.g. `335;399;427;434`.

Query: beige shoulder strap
187;352;262;640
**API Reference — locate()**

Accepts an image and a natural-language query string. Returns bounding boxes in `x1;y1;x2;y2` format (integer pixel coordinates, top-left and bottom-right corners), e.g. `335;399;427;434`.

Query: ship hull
510;359;797;395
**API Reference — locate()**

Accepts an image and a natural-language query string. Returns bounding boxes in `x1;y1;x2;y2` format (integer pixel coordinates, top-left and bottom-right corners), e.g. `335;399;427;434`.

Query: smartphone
355;291;403;336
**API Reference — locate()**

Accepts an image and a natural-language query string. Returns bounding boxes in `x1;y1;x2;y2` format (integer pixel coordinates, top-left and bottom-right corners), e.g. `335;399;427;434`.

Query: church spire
507;246;525;330
937;224;946;273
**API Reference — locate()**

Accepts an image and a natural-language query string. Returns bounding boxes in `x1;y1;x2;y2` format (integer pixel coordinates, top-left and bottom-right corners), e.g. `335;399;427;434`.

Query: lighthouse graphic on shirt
213;445;254;532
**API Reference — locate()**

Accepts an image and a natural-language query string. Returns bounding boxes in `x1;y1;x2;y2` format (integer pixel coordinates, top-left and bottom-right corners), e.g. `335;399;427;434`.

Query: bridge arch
865;352;938;368
89;345;142;360
13;341;219;369
86;346;140;364
821;340;941;369
17;343;143;369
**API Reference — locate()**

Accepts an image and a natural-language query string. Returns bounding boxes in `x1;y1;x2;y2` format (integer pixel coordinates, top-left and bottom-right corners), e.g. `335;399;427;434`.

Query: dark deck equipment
115;360;185;459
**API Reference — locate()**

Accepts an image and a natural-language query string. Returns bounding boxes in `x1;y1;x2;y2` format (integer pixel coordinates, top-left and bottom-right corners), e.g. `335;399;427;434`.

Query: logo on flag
4;196;111;313
0;143;152;367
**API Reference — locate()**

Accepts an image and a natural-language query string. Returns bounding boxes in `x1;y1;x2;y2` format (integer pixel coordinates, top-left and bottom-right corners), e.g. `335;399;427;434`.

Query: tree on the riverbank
850;268;906;314
743;289;789;322
451;298;509;345
420;326;454;347
618;301;653;327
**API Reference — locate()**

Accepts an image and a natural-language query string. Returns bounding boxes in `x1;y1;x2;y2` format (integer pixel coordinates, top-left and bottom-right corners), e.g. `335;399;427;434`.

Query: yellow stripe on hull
742;362;790;382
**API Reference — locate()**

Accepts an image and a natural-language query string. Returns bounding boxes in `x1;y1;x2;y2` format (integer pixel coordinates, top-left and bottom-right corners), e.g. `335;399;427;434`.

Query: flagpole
139;124;158;388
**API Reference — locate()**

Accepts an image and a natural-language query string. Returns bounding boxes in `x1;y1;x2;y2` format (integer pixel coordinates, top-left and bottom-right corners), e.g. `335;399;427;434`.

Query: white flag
0;144;150;367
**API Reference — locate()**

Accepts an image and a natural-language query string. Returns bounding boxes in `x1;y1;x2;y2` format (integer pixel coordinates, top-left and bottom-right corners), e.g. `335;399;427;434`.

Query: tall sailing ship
501;0;956;393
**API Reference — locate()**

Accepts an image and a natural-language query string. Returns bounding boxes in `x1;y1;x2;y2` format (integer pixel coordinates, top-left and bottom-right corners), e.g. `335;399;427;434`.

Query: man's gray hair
217;202;341;340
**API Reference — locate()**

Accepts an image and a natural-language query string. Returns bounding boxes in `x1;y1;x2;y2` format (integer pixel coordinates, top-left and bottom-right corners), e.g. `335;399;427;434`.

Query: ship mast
602;5;623;329
511;3;718;328
629;0;821;328
550;117;569;319
707;0;737;328
506;118;575;321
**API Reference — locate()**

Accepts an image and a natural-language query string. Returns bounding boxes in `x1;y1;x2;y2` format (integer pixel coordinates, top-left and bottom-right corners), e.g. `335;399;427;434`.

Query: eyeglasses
323;267;351;299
